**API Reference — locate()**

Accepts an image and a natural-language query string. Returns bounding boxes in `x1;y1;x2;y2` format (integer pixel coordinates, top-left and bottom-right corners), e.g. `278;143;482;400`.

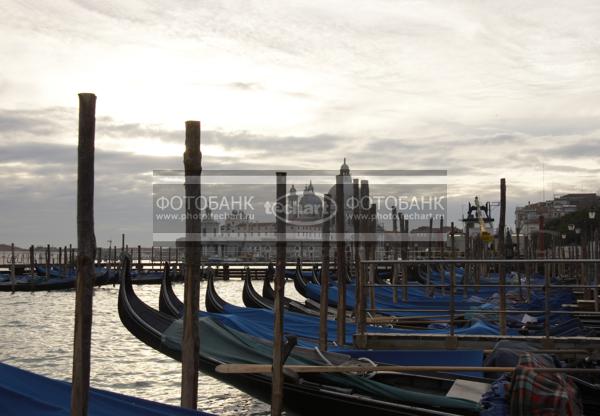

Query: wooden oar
216;363;600;375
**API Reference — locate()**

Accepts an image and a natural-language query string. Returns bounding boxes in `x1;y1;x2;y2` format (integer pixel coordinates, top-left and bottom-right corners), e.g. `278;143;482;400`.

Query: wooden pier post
439;216;445;295
64;246;68;277
391;206;398;303
401;213;408;301
319;194;331;351
335;175;346;346
498;178;507;336
352;179;360;278
10;243;16;292
137;245;142;270
181;120;202;409
368;204;377;310
46;244;50;279
70;92;97;416
272;172;287;416
426;217;433;296
30;245;35;278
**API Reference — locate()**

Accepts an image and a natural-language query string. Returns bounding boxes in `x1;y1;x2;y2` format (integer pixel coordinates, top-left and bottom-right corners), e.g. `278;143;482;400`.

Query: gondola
0;361;212;416
159;262;183;317
0;275;76;292
118;255;485;416
161;264;224;316
0;266;109;292
242;267;276;310
244;267;336;317
292;264;310;297
131;269;165;285
205;267;228;314
261;267;348;318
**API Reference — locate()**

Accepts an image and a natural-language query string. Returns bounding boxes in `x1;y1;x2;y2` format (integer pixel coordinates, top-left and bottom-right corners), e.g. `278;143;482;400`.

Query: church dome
299;181;322;218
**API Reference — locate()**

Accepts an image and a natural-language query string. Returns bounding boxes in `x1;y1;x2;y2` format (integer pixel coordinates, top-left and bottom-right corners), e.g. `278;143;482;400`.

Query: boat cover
0;361;213;416
162;316;482;414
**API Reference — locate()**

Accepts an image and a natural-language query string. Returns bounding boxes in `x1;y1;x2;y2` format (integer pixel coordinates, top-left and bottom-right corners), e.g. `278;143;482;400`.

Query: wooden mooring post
391;206;398;303
137;245;142;270
46;244;50;279
29;245;35;278
319;194;331;351
498;178;507;336
181;120;202;409
64;245;68;276
10;243;16;293
335;175;346;346
272;172;287;415
70;92;97;416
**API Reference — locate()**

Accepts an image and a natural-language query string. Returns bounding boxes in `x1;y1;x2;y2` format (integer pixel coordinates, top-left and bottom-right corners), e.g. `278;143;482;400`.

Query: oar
216;363;600;375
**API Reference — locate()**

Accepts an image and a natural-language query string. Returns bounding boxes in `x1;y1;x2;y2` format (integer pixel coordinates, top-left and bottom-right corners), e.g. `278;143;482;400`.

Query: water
0;280;288;415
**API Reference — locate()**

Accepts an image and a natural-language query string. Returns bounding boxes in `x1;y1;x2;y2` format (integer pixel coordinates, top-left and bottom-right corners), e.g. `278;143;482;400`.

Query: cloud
227;82;262;91
1;1;600;244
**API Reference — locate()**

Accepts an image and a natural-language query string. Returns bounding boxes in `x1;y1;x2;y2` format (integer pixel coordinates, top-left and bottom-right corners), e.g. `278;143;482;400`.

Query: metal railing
355;258;600;342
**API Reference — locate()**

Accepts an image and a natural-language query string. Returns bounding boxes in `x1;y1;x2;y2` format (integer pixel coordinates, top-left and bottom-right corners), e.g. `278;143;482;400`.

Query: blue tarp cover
0;362;214;416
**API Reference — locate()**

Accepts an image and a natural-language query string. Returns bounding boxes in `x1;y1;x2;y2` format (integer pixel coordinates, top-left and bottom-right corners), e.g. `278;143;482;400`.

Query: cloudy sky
1;0;599;247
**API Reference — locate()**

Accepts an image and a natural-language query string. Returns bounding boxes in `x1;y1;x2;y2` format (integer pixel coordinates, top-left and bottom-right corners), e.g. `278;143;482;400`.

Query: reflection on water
0;280;300;415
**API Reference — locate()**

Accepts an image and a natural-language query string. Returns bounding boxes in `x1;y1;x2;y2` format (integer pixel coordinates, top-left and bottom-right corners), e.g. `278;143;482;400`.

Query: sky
1;0;599;247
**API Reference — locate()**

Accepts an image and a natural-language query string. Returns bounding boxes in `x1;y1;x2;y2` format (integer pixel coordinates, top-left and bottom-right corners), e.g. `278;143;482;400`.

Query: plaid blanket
510;353;582;416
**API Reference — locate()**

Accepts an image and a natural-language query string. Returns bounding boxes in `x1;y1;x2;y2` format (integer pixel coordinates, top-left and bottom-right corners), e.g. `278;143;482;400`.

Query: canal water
0;280;300;415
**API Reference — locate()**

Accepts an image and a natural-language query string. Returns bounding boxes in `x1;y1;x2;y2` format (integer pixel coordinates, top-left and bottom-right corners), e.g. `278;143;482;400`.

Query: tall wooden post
181;121;202;409
71;92;97;416
137;245;142;270
391;206;398;303
272;172;287;415
319;195;331;351
64;245;68;277
352;179;360;272
439;216;445;295
10;243;16;293
498;178;507;335
440;217;445;258
426;217;433;296
450;222;456;336
46;244;50;279
400;213;408;301
368;204;377;309
121;234;125;252
335;175;347;346
30;245;35;278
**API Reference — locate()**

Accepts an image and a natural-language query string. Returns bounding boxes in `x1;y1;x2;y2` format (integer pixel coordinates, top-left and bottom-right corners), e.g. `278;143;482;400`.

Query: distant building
515;193;599;235
201;159;377;261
